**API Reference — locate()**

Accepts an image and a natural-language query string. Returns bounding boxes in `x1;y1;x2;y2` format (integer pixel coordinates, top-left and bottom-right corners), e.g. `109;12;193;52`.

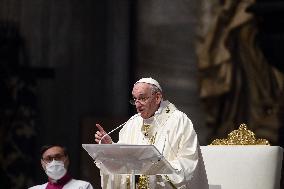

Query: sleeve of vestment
165;112;199;186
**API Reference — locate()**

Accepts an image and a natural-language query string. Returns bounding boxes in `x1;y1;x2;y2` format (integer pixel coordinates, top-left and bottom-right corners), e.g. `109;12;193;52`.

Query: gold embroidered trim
142;124;151;137
137;175;150;189
210;123;270;145
164;175;178;189
126;175;130;189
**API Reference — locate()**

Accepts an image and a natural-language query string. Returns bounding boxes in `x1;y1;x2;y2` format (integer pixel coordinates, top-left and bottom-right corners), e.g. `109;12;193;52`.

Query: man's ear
41;159;46;170
154;92;161;105
65;156;70;169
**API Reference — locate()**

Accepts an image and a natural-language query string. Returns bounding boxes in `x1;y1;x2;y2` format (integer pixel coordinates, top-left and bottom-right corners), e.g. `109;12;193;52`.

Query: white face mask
45;160;67;180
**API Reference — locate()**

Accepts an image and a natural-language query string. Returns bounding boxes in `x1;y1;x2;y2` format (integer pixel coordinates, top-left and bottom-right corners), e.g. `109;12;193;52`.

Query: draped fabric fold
196;0;284;143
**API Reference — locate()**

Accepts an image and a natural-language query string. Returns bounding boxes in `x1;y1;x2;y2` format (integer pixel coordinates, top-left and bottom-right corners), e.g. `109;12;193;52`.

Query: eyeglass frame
41;153;66;164
130;91;160;105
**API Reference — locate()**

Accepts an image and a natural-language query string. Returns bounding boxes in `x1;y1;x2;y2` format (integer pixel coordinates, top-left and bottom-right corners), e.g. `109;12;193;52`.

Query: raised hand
95;124;112;144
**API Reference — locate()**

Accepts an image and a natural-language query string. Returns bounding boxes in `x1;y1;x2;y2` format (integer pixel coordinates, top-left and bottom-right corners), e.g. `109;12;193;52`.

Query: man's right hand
95;124;112;144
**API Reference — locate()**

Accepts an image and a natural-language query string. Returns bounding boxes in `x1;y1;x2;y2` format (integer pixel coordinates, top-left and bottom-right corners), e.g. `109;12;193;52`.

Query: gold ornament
141;124;151;137
210;123;270;145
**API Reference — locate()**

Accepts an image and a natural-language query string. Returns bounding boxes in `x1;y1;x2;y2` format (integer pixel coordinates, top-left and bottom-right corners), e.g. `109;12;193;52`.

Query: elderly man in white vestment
95;77;208;189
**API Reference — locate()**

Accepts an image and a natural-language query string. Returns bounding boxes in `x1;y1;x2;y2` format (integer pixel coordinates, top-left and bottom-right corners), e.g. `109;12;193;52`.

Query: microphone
98;113;141;144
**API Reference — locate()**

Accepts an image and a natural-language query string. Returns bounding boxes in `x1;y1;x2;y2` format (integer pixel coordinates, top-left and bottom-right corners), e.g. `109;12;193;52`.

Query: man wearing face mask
29;144;93;189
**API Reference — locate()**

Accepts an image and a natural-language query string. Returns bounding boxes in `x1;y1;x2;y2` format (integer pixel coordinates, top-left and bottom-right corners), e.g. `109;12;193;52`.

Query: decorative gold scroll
210;123;270;145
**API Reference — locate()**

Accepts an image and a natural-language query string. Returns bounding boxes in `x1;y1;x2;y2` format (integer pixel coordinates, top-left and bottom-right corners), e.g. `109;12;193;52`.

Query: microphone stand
99;113;141;144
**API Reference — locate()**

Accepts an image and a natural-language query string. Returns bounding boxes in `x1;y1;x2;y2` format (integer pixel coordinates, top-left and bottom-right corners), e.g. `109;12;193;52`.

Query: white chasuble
99;101;208;189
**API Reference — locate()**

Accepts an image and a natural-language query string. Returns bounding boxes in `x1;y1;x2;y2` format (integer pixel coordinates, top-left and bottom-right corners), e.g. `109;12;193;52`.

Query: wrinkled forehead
132;83;152;95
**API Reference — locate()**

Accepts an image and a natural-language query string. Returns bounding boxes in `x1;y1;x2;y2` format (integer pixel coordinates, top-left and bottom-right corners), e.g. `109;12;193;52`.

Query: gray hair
150;84;161;94
150;84;164;100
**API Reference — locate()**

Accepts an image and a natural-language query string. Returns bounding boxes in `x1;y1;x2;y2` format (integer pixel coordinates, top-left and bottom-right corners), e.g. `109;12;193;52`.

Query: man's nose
135;102;142;108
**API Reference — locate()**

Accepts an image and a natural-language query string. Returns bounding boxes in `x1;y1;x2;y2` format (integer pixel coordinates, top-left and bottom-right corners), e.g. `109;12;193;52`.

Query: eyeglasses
129;94;154;105
42;154;66;163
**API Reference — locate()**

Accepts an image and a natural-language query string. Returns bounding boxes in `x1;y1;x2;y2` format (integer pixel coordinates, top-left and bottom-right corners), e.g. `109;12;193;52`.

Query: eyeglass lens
42;154;65;163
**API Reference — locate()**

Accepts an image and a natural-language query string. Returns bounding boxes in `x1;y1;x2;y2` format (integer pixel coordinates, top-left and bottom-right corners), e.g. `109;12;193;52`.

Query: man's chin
140;113;151;119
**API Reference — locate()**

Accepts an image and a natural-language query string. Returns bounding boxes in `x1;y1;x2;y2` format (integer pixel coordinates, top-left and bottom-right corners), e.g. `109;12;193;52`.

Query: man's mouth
138;109;144;113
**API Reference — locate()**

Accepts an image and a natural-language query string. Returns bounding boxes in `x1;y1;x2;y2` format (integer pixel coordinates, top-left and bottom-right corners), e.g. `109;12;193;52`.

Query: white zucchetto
135;77;162;92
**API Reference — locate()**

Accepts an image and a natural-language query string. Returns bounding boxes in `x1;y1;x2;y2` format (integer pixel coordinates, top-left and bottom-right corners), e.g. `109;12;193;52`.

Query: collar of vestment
142;100;177;141
46;174;72;189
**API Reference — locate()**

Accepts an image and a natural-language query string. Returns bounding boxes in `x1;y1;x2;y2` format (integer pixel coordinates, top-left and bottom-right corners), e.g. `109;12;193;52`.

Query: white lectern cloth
201;146;283;189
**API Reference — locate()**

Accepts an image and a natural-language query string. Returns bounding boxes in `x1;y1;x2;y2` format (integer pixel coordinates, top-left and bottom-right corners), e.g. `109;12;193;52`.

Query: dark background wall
31;0;135;185
0;0;134;187
0;0;283;188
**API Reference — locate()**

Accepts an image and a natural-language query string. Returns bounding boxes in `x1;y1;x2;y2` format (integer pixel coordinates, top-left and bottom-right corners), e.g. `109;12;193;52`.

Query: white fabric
135;77;162;91
200;146;283;189
45;160;67;180
28;178;93;189
100;100;208;189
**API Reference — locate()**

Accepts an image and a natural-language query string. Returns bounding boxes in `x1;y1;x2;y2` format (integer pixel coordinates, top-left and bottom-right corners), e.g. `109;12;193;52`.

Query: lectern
82;144;176;189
